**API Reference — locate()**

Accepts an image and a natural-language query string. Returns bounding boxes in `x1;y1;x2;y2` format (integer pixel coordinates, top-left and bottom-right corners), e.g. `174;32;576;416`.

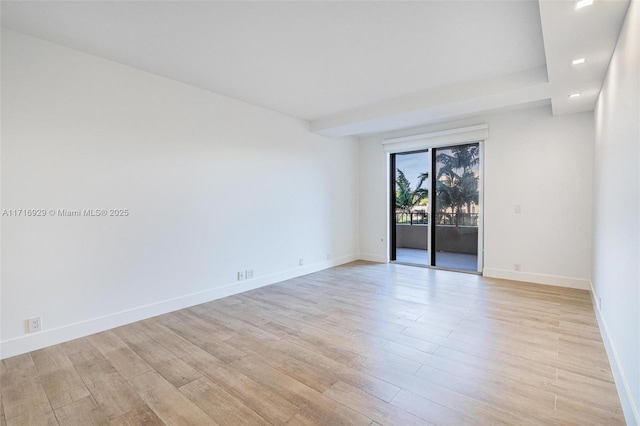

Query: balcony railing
396;211;478;226
396;211;428;225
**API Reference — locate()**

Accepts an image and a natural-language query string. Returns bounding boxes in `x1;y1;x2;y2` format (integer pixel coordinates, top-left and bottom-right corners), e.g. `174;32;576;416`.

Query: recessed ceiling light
569;93;582;98
572;58;586;65
575;0;593;10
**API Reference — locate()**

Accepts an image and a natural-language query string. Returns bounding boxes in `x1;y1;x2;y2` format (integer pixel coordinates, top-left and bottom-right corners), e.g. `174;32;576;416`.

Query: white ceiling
539;0;630;116
0;1;630;137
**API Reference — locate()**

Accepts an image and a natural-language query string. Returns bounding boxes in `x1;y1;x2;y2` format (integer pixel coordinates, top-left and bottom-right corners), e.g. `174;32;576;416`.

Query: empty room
1;0;638;425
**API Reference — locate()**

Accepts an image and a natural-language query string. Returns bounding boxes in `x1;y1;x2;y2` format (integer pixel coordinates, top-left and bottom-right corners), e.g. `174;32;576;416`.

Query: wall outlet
598;296;602;311
299;258;304;266
237;271;245;281
513;263;521;272
326;253;331;260
27;317;42;333
246;269;254;279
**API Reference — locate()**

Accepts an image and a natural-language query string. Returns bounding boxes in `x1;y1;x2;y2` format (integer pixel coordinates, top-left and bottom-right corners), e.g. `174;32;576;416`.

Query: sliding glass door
391;150;430;266
432;143;480;272
391;142;482;273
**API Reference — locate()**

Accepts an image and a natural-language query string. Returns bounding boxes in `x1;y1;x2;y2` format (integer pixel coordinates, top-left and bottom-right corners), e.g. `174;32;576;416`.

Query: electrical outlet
514;205;522;214
299;258;304;266
326;253;331;261
237;271;245;281
246;269;254;279
598;296;602;311
28;317;42;333
513;263;521;272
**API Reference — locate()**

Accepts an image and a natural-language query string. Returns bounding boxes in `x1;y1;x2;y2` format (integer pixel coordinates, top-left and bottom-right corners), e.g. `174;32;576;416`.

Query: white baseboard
589;282;640;426
0;254;358;360
358;253;388;263
482;268;590;290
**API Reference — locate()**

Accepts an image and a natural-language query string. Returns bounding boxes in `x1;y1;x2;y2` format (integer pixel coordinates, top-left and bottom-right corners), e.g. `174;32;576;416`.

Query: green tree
435;145;479;226
395;169;428;221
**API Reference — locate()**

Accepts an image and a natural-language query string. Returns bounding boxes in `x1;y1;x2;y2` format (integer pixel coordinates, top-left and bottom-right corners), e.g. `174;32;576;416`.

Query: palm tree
395;169;428;223
435;145;479;226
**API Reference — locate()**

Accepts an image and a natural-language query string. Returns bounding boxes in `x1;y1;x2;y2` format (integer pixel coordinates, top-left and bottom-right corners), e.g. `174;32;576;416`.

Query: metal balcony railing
395;211;428;225
395;211;478;226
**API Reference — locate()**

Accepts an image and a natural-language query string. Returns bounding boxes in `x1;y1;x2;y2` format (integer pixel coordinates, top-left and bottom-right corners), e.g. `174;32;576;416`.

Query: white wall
592;1;640;423
359;105;594;289
0;29;359;358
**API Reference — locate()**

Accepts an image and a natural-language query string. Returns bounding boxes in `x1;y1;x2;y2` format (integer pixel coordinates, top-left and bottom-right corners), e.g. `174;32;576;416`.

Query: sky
396;151;430;189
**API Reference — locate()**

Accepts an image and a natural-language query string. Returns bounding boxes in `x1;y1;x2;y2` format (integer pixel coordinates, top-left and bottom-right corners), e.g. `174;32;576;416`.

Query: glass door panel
392;150;430;265
432;143;480;272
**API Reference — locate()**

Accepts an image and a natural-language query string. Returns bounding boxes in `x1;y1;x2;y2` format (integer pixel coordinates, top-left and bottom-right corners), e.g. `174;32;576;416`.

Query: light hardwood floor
0;261;625;425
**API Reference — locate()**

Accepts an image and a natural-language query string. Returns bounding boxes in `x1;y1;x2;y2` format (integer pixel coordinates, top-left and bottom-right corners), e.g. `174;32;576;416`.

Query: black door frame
389;153;397;261
390;149;431;264
430;148;437;266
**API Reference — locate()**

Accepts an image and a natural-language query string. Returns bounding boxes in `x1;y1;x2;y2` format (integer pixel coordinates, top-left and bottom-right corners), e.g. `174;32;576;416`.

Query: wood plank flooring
0;261;625;425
